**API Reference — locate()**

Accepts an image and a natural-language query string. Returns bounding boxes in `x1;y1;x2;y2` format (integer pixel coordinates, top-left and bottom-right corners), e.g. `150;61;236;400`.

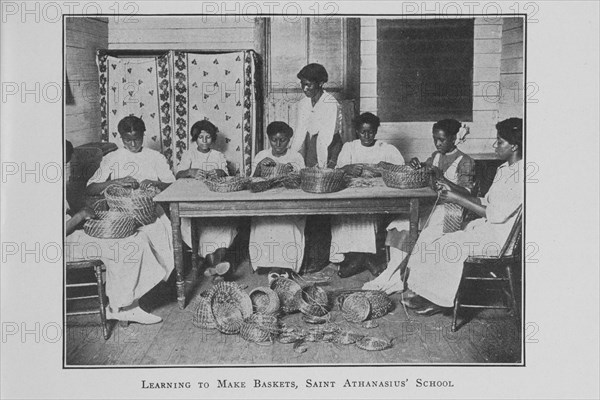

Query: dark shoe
365;254;386;277
338;254;367;278
414;304;450;316
400;295;430;309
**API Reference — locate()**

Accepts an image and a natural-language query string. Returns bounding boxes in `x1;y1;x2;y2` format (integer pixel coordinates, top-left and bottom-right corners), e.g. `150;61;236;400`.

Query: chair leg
505;265;519;321
94;265;110;340
451;291;461;332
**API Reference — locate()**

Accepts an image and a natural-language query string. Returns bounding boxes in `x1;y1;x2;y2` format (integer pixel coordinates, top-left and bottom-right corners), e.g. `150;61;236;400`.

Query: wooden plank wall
360;17;522;161
65;17;108;146
498;18;524;120
108;17;256;50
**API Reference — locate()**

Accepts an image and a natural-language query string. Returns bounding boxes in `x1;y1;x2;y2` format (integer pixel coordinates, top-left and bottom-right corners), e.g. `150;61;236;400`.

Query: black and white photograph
1;1;599;399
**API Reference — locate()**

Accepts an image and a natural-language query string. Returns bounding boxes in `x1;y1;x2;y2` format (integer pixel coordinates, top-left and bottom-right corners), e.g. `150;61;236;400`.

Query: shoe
119;306;163;324
338;254;367;278
400;295;430;309
414;304;449;317
213;261;231;276
365;255;386;277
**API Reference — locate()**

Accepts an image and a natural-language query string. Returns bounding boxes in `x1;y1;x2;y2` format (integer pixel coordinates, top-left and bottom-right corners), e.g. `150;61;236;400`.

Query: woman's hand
76;207;96;222
114;176;139;188
439;188;461;204
207;169;227;179
139;179;159;190
259;157;276;168
284;163;295;173
409;157;422;169
343;164;363;177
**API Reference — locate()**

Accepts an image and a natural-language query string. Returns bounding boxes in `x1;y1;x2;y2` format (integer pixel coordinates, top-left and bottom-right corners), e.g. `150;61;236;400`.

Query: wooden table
154;178;437;309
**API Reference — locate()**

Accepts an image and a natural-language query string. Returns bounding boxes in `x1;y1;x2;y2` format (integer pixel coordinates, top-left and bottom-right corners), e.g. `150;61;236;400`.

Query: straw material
282;173;301;189
341;292;371;323
192;292;217;330
382;164;432;189
443;203;464;233
212;302;244;334
362;291;393;319
270;277;302;313
355;336;393;351
260;163;290;179
249;287;280;315
300;167;346;193
83;211;138;239
104;185;159;226
297;285;329;317
204;176;250;193
240;313;280;343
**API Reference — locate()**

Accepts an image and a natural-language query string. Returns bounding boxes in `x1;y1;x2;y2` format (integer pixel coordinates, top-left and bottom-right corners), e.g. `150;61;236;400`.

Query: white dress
330;140;404;260
249;149;306;272
290;90;341;168
87;146;176;275
407;160;524;307
176;148;238;257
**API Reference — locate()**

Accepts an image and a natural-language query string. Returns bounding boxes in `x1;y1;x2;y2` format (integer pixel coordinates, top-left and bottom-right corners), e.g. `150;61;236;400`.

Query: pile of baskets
381;164;432;189
83;185;159;239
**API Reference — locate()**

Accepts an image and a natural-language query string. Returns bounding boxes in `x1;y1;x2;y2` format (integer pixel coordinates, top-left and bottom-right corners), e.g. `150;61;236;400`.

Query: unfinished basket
104;185;158;226
208;281;253;320
260;162;290;179
192;292;217;330
443;203;464;233
212;302;244;334
382;164;432;189
300;167;346;194
341;292;371;323
204;176;250;193
83;211;138;239
297;285;329;317
282;173;301;189
249;287;280;315
270;277;302;314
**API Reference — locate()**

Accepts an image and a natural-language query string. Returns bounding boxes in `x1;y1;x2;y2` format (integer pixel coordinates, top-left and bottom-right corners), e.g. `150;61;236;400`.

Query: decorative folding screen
97;50;259;176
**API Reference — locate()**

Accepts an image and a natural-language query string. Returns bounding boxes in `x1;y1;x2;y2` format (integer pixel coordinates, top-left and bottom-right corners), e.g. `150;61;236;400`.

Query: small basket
443;203;464;233
297;285;329;317
300;167;346;194
355;336;393;351
249;287;280;315
83;211;138;239
260;163;290;179
192;292;217;330
240;313;280;343
282;173;301;189
270;277;302;314
104;185;158;225
341;292;371;323
362;291;393;319
208;281;253;319
382;164;432;189
204;176;250;193
212;302;244;334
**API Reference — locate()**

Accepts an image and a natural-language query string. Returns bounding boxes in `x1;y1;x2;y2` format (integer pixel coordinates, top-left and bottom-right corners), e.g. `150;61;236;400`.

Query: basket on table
382;164;432;189
208;282;253;334
249;287;280;315
104;185;159;225
259;162;290;179
296;284;329;317
282;173;301;189
270;277;302;314
83;210;138;239
300;167;347;194
204;176;250;193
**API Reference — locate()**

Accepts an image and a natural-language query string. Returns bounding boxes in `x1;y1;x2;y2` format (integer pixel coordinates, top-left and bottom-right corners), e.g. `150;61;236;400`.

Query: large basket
341;292;371;323
191;292;217;330
204;176;250;193
382;165;432;189
208;282;253;319
104;185;159;225
212;302;244;334
260;163;290;179
249;287;280;315
270;277;302;314
83;211;138;239
300;167;346;194
297;285;329;317
362;291;393;319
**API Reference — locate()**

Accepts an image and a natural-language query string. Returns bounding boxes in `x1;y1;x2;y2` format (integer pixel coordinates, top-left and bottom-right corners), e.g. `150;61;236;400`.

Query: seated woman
176;120;238;279
66;140;171;324
250;121;306;281
330;112;405;278
367;118;523;317
365;119;475;292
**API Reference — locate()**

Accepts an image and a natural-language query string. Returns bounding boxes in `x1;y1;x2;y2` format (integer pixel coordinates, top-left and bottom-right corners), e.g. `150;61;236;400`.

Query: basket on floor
192;292;217;329
341;292;371;323
382;164;432;189
260;163;290;179
270;277;302;313
300;167;346;194
204;176;250;193
212;302;244;334
83;211;138;239
240;313;280;343
249;287;280;315
297;285;329;317
443;203;464;233
362;291;393;319
104;185;159;225
208;281;253;318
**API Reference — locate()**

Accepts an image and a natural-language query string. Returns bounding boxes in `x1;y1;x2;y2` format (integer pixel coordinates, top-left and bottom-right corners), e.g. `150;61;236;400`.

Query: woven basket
443;203;464;233
356;336;393;351
212;302;244;334
300;167;346;194
297;285;329;317
269;277;302;314
362;291;393;319
382;164;432;189
104;185;158;226
208;281;253;319
249;287;280;315
341;292;371;323
260;163;289;179
192;292;217;329
204;176;250;193
83;211;138;239
282;173;301;189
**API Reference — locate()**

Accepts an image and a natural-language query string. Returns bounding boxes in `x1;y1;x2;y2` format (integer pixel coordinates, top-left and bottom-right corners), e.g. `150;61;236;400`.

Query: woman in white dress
175;120;238;279
365;119;475;292
367;118;523;316
330;112;405;278
250;122;306;280
290;63;343;273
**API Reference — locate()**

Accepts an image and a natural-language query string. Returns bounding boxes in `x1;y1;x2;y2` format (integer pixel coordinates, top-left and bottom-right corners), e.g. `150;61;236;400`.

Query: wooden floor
65;258;522;366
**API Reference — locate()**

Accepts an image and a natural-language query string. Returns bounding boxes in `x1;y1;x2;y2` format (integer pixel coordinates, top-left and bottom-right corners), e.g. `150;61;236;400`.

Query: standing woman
290;63;343;273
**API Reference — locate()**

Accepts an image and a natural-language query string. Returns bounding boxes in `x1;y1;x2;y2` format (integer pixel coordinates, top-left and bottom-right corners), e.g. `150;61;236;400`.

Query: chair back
498;205;523;258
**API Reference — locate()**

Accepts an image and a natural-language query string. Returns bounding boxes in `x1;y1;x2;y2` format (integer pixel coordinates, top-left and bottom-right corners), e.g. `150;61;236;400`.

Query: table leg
190;218;199;279
170;202;185;309
409;198;420;252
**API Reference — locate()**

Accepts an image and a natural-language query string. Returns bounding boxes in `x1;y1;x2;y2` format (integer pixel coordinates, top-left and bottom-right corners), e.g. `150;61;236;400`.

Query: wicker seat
66;259;110;339
451;206;522;332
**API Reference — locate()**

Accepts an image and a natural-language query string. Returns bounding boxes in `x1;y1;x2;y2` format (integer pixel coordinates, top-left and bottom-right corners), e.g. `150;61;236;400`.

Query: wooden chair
451;206;523;332
66;259;110;339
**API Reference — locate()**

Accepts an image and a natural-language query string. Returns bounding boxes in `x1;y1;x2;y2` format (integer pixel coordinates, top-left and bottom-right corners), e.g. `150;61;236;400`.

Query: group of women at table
65;62;524;323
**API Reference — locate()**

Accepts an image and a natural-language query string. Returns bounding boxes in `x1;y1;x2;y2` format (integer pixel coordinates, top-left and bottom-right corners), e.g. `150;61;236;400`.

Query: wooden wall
65;17;108;146
360;17;524;161
499;18;524;120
